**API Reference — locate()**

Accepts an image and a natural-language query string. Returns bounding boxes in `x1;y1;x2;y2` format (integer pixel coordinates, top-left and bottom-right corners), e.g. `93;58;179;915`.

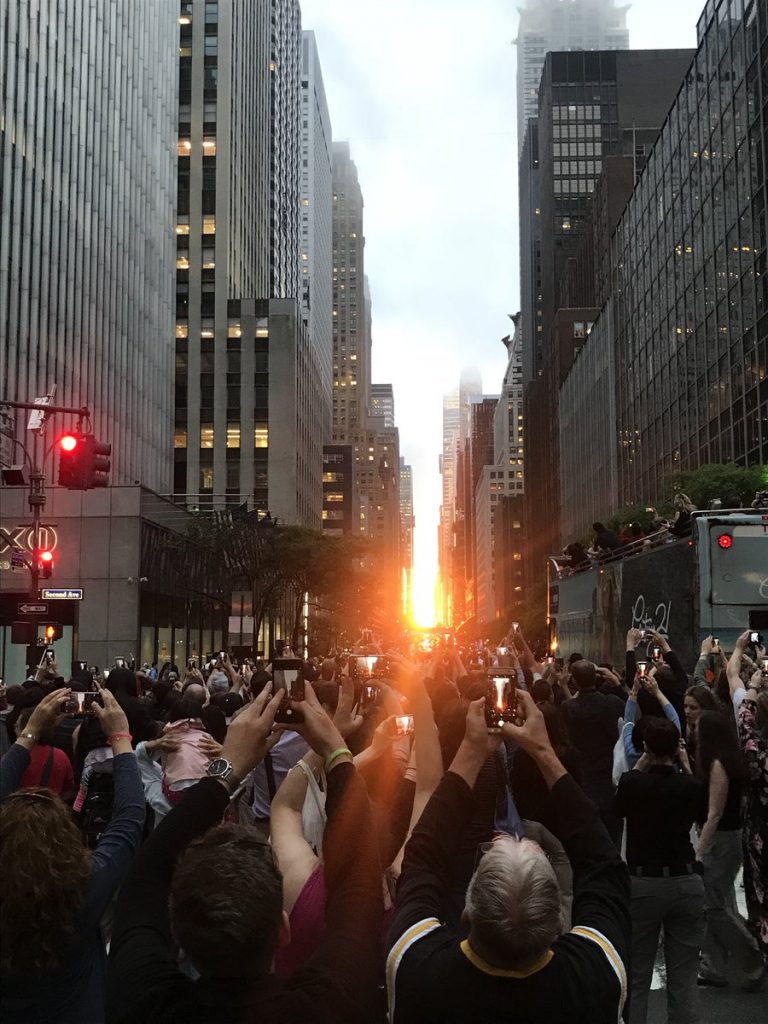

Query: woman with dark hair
683;684;720;768
695;709;764;988
0;688;145;1023
104;668;155;744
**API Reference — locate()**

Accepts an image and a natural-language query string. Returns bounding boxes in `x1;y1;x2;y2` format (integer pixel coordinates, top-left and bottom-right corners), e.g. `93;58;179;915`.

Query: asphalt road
645;984;767;1023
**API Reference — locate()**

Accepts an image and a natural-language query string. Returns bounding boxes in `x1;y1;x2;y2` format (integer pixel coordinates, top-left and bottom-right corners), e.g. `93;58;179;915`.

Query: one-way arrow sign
18;602;49;615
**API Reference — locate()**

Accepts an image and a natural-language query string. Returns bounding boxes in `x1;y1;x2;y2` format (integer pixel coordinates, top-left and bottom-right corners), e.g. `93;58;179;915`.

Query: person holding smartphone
1;688;144;1024
386;691;629;1024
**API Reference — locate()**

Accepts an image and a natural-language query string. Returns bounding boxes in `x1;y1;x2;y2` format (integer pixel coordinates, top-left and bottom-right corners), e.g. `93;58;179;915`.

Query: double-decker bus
548;512;768;668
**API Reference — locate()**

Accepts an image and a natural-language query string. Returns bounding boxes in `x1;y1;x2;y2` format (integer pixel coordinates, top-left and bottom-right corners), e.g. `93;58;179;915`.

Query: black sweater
386;770;630;1024
106;763;383;1024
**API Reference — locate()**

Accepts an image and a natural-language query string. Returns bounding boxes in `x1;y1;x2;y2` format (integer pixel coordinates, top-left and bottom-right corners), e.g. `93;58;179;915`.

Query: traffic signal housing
57;432;112;489
38;549;54;579
58;432;85;488
41;622;63;642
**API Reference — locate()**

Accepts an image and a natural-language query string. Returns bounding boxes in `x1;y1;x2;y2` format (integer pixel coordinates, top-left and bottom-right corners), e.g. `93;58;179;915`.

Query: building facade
515;0;629;156
559;302;618;542
399;457;414;617
173;0;322;524
519;121;543;385
612;0;768;501
301;30;333;443
522;47;694;593
370;383;395;427
322;444;355;536
1;0;178;492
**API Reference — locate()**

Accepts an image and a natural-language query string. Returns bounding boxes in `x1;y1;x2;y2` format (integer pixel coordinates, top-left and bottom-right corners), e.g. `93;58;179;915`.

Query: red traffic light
60;434;78;452
39;550;54;563
717;533;733;550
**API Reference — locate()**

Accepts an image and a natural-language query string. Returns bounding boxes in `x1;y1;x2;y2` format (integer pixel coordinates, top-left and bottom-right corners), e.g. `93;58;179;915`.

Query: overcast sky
300;0;706;623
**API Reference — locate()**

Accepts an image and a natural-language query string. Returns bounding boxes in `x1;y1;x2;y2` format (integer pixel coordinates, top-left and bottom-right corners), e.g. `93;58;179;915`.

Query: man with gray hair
386;690;629;1023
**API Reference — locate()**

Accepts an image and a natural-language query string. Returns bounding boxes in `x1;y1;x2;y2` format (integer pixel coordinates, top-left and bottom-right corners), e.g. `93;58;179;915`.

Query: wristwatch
206;757;239;791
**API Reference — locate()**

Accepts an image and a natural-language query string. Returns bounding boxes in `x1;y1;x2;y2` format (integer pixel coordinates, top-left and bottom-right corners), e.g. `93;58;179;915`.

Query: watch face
208;758;229;778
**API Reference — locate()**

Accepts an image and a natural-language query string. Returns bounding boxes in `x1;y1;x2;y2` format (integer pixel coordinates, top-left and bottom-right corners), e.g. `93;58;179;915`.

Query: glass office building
614;0;768;503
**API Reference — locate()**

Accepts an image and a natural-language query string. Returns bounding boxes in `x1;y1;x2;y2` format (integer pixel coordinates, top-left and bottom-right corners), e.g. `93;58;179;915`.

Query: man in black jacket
614;717;706;1024
560;660;625;844
387;690;629;1024
106;683;383;1024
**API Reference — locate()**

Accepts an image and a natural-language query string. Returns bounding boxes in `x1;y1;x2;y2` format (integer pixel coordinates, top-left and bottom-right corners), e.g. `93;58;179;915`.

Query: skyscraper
370;384;395;427
1;0;178;492
515;0;630;156
174;0;322;525
301;31;333;443
399;457;415;618
332;142;369;437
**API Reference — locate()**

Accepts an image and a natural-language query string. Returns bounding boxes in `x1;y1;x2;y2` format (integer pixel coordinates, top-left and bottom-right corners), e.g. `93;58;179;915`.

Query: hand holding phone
484;673;517;730
387;714;414;738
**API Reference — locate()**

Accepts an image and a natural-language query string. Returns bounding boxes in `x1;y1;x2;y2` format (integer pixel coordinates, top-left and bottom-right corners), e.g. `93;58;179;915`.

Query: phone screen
273;659;304;723
637;661;649;678
484;673;517;730
387;714;414;738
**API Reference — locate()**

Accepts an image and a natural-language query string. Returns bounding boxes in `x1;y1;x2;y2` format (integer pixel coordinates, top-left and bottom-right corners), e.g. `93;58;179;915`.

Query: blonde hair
465;835;563;968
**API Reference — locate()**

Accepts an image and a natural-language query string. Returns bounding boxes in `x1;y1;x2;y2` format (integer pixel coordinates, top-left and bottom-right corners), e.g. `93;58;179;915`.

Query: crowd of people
0;625;766;1023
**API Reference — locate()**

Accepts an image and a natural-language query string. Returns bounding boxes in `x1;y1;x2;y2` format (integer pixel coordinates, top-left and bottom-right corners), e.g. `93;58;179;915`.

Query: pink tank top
162;719;210;788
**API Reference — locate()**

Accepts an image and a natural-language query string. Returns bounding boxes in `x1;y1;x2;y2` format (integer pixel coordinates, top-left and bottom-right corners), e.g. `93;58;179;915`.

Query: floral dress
737;697;768;954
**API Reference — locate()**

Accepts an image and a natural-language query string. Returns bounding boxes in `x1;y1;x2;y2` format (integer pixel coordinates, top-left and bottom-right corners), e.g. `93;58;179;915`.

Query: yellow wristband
324;747;352;772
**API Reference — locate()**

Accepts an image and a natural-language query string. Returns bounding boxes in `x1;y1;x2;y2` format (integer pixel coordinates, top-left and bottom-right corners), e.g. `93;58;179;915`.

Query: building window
176;255;190;270
254;425;268;448
202;248;215;269
227;321;241;338
200;426;214;448
176;219;190;235
226;424;240;449
177;138;191;156
326;492;344;502
200;467;214;490
203;216;216;234
174;430;187;449
202;137;216;155
176;323;189;339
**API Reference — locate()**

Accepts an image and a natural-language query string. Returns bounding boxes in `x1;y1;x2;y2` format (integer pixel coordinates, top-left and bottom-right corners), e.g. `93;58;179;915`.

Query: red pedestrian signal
37;549;55;578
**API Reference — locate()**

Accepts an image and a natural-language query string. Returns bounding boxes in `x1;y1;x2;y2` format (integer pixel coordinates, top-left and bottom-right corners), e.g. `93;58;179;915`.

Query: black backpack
77;765;115;849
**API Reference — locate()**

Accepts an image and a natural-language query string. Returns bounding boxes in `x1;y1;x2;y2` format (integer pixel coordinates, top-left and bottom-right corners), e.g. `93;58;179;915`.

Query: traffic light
58;432;85;488
57;432;112;489
41;622;63;642
38;549;54;578
82;435;112;488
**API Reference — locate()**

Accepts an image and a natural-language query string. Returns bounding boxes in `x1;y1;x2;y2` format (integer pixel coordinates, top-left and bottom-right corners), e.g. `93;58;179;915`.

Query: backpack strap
40;747;55;789
265;752;277;801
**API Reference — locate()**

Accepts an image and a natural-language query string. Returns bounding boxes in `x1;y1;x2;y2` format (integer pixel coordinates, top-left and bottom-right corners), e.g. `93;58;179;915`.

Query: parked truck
548;511;768;668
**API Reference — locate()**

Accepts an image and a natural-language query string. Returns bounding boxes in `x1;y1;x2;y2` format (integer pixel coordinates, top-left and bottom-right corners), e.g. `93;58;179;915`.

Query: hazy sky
300;0;706;623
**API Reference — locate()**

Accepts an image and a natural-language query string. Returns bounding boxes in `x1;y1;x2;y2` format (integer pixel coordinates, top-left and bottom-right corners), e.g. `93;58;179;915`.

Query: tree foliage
670;462;766;510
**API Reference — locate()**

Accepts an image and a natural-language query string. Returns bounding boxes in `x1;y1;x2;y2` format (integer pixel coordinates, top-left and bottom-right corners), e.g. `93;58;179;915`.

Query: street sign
42;587;83;600
18;602;49;615
27;396;50;432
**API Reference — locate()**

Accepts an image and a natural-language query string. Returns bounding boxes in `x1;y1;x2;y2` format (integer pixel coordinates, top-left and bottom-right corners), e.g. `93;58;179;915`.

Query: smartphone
187;658;197;670
220;651;227;661
353;655;381;681
497;646;509;656
712;637;720;650
639;630;647;641
554;657;564;670
749;631;762;645
272;658;305;723
387;714;414;738
361;683;380;710
115;657;125;669
44;648;55;664
511;622;520;632
636;661;650;678
484;672;517;730
545;655;554;665
760;657;768;678
651;645;662;662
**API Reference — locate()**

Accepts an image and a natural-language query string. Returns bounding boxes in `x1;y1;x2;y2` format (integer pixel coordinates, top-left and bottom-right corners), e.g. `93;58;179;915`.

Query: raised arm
0;688;70;800
727;630;751;703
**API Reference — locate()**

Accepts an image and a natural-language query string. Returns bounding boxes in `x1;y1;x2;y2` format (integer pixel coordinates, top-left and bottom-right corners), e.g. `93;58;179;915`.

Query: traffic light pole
0;397;92;598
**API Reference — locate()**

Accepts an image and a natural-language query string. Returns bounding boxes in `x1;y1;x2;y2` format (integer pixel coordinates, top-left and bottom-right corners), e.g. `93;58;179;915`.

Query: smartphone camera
651;645;663;662
760;656;768;679
484;673;517;730
353;655;387;681
273;659;305;723
115;657;125;669
749;631;762;646
636;661;650;678
387;714;414;738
